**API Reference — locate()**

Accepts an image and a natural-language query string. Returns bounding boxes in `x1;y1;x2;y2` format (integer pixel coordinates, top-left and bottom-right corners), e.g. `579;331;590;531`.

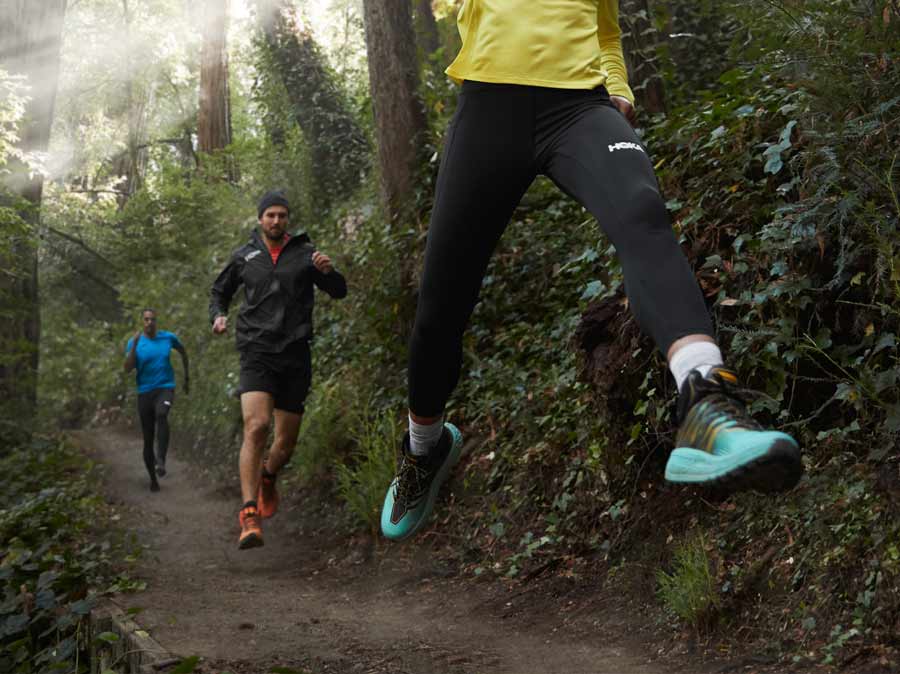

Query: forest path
84;427;717;674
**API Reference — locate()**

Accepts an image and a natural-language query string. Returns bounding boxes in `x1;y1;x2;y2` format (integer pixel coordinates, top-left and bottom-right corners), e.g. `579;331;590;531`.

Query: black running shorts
238;341;312;414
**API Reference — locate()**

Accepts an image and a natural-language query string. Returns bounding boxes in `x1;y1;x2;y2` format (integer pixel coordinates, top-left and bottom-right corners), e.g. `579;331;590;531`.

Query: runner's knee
244;416;270;442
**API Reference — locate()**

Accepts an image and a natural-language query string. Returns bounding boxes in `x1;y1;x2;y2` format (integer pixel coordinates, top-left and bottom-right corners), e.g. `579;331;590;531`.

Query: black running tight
137;388;174;480
408;81;714;417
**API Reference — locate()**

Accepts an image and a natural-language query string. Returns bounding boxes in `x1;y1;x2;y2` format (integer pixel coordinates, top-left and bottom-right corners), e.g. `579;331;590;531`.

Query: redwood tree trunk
199;0;233;153
0;0;67;428
362;0;428;219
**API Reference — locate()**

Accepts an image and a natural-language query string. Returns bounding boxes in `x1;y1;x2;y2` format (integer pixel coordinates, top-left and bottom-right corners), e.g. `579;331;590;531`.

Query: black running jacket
209;229;347;353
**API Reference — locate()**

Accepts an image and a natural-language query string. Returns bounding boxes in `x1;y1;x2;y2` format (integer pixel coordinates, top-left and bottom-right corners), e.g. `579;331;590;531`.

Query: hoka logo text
607;141;645;153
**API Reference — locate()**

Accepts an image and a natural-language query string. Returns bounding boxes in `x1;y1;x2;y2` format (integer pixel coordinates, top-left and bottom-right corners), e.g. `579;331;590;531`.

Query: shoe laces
394;454;431;507
241;507;260;527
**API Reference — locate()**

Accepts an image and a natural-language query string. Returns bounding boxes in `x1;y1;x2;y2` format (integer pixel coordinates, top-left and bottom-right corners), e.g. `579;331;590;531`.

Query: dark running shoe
664;367;802;493
380;423;463;541
156;462;167;477
150;479;160;492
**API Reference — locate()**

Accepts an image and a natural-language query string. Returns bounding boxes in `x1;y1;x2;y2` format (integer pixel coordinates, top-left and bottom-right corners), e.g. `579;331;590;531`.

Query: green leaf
764;152;783;175
873;333;896;354
874;370;898;393
94;631;120;644
580;280;604;300
884;405;900;433
779;120;797;145
701;254;722;270
172;655;200;674
665;198;683;211
69;599;93;615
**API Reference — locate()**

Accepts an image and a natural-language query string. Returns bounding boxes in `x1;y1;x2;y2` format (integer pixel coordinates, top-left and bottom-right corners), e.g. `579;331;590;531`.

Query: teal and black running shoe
664;367;802;493
381;423;463;541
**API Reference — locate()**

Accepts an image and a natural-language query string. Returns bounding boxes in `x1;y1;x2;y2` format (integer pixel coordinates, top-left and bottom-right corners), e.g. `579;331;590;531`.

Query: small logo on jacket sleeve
245;250;262;261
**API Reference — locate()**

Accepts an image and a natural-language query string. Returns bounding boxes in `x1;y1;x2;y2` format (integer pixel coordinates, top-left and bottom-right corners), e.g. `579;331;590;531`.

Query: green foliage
0;435;140;672
292;369;365;482
0;69;39;447
28;0;900;666
657;533;720;631
252;15;370;214
335;410;399;535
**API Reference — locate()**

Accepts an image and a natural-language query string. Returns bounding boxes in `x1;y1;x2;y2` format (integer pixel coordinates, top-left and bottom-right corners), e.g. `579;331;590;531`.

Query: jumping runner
124;308;189;491
380;0;803;541
209;191;347;550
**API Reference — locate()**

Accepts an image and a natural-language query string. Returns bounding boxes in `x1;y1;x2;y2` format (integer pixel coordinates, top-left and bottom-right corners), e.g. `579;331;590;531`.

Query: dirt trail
84;427;716;674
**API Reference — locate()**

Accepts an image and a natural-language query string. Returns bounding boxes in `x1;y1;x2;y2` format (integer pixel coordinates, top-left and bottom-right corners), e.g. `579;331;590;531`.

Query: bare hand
610;95;637;127
312;251;334;274
212;315;228;335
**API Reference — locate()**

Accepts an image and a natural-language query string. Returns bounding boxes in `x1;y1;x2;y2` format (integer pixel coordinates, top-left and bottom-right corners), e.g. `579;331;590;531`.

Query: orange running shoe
257;471;280;519
238;505;264;550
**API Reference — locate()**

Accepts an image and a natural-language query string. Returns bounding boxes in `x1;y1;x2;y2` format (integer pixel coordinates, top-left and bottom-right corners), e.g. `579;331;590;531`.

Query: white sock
668;341;724;391
409;414;444;456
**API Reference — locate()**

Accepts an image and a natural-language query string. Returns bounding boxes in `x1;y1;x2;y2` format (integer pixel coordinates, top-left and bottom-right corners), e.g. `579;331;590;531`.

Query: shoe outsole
238;532;264;550
721;439;803;494
668;439;803;494
381;424;463;542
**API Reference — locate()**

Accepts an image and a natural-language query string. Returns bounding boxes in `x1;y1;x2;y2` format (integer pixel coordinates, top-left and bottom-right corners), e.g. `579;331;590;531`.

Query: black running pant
137;388;174;480
409;81;714;417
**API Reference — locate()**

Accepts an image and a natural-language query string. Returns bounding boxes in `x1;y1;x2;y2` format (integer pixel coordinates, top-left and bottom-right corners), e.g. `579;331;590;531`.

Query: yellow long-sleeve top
446;0;635;104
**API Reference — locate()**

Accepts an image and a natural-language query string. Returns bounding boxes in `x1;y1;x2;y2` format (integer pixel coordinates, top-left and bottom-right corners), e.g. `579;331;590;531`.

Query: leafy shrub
335;410;399;535
0;435;140;672
657;533;720;631
292;368;366;483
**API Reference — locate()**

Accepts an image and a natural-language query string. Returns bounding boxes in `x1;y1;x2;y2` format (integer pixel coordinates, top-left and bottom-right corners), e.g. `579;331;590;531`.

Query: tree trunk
121;0;149;196
620;0;666;115
256;0;369;211
414;0;440;56
0;0;67;429
362;0;427;219
199;0;233;154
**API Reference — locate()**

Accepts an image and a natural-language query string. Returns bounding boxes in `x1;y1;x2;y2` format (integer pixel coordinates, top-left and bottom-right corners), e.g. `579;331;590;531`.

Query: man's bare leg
265;409;303;474
240;391;274;504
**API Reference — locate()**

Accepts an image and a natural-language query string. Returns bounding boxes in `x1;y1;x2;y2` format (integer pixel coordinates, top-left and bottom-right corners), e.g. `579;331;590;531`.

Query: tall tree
0;0;68;427
256;0;369;210
414;0;440;56
199;0;233;154
620;0;666;115
362;0;427;218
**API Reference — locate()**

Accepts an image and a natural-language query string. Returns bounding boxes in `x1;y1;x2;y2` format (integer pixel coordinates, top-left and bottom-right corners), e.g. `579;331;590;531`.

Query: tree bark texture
620;0;666;115
199;0;233;154
256;0;369;211
0;0;67;427
362;0;427;218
